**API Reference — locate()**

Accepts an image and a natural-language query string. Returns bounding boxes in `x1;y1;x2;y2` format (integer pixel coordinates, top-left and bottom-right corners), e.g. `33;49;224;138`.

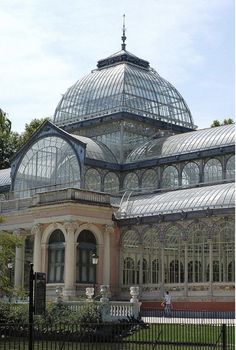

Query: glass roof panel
115;182;234;219
127;124;234;162
70;134;117;163
53;50;194;129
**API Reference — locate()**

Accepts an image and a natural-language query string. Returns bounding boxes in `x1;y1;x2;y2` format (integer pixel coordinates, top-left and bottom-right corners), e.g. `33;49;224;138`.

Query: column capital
64;221;78;234
105;224;114;234
31;224;43;236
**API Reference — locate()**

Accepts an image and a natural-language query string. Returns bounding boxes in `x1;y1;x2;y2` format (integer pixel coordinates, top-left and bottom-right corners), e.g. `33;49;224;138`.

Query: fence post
222;324;226;350
28;263;34;350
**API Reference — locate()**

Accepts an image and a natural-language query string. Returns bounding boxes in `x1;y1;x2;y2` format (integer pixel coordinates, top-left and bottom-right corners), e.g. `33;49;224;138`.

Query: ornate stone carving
64;222;77;234
31;224;42;236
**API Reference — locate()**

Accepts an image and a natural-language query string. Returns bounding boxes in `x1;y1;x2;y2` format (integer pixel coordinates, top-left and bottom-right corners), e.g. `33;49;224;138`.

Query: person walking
163;291;172;317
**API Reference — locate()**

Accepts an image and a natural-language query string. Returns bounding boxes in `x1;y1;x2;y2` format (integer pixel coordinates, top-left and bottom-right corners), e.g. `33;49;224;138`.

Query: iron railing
0;318;234;349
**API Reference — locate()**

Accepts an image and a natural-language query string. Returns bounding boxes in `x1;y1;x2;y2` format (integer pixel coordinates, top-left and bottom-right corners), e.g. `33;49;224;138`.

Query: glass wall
104;172;120;193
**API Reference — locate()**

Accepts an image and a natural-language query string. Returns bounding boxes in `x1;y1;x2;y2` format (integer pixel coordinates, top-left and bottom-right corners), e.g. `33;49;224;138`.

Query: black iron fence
0;321;235;349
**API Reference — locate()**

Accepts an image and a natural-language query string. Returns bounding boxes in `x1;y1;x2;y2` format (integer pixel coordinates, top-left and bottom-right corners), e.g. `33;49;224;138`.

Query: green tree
211;118;234;127
0;109;21;169
19;117;48;145
0;219;22;297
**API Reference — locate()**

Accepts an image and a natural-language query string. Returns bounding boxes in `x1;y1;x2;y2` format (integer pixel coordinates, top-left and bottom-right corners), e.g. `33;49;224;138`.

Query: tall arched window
164;226;184;283
182;162;200;187
187;224;208;283
121;230;140;285
48;230;65;283
85;169;101;191
104;172;120;194
162;166;178;189
226;156;235;180
204;158;222;183
76;230;96;283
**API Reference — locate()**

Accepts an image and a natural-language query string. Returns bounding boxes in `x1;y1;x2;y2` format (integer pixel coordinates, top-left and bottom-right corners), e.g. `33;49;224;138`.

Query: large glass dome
53;49;195;129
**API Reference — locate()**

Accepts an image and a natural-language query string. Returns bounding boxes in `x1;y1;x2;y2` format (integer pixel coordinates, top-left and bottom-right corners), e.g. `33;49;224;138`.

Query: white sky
0;0;234;133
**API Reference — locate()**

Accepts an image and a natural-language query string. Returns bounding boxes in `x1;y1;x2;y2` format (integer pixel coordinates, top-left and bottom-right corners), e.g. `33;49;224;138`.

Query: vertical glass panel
182;162;200;187
123;257;135;284
142;169;158;192
204;158;222;183
226;155;235;179
104;172;120;194
162;166;178;189
85;168;101;191
123;173;139;191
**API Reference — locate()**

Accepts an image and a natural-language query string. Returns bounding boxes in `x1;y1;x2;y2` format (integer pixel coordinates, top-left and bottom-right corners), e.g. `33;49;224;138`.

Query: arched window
187;225;208;283
141;169;158;192
14;136;81;198
226;156;235;180
48;230;65;283
162;166;178;189
85;169;101;191
164;226;184;283
204;158;222;183
123;173;139;191
104;172;119;193
123;257;135;284
182;162;200;187
76;230;96;283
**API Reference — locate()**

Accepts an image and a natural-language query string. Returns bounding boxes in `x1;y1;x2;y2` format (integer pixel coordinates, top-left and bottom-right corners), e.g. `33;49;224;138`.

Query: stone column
64;222;77;298
103;225;112;285
32;224;42;272
13;230;25;289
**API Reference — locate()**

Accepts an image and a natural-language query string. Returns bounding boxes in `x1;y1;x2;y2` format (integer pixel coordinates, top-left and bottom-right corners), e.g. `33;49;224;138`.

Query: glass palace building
0;36;234;309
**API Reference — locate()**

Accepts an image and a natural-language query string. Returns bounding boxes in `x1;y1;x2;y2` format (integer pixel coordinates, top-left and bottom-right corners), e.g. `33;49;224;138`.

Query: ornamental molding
31;224;43;236
64;221;78;233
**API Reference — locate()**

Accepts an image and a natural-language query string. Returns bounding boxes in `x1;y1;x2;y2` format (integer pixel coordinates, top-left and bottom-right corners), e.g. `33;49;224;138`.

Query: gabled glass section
14;136;81;197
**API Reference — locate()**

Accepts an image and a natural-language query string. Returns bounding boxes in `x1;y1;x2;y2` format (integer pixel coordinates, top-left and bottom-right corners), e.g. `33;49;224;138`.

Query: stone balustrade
0;188;111;213
57;285;141;322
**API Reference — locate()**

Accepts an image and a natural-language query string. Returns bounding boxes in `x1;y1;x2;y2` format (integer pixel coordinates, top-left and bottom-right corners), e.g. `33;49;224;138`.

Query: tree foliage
0;222;22;296
19;117;48;145
0;109;21;170
0;112;47;170
211;118;234;127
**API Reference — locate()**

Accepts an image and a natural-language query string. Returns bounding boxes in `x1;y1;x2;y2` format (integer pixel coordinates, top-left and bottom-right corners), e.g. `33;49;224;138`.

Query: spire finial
121;14;126;50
